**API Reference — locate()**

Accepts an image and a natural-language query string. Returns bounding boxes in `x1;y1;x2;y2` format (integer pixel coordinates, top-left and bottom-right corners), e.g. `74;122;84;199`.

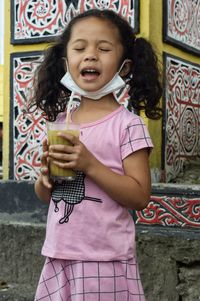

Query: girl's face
66;17;124;92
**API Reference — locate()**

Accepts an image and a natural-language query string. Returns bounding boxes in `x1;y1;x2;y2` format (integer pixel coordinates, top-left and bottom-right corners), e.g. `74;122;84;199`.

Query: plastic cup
47;121;80;180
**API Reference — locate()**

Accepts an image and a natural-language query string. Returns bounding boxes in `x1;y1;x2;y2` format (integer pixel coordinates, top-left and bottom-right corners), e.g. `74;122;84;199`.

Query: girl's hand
39;139;53;189
48;133;96;174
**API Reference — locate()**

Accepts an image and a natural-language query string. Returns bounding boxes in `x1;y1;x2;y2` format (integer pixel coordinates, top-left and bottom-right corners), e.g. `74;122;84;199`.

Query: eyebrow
71;39;114;46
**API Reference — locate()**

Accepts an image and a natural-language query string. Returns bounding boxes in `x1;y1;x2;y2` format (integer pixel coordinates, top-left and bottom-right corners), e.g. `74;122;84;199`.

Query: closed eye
99;48;111;52
74;48;85;51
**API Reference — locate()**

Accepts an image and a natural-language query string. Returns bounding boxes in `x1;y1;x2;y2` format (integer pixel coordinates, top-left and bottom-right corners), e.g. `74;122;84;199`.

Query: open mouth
81;69;100;78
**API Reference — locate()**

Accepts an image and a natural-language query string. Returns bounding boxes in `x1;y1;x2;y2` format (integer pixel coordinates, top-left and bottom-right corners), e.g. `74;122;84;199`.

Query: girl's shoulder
119;106;145;126
118;106;153;158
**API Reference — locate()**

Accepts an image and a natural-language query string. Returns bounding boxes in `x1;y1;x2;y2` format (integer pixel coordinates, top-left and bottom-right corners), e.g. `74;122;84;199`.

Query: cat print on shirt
52;171;102;224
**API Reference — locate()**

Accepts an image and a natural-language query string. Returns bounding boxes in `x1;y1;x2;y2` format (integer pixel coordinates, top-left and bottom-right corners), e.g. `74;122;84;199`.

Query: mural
163;53;200;182
163;0;200;56
10;52;45;180
11;0;139;44
135;193;200;228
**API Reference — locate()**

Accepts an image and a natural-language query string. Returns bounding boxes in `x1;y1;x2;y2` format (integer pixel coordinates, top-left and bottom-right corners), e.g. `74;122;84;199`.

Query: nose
84;49;98;62
84;55;97;62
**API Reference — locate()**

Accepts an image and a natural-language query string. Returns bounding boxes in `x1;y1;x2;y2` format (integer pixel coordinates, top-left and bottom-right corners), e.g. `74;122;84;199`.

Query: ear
119;59;132;77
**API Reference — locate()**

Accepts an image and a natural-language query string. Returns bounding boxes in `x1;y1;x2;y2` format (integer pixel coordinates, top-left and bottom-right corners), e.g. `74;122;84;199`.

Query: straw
66;91;75;129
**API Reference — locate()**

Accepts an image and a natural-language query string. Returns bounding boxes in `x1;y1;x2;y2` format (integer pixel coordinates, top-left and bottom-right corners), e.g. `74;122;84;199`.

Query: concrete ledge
0;181;47;223
0;222;45;301
137;226;200;301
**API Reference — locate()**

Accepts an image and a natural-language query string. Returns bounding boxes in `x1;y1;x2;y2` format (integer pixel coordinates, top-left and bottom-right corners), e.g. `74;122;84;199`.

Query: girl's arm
35;175;52;203
49;134;151;210
85;148;151;210
35;139;53;203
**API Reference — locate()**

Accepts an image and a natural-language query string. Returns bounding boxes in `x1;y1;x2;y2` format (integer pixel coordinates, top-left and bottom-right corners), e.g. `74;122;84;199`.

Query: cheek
67;48;78;63
67;56;79;72
104;58;120;74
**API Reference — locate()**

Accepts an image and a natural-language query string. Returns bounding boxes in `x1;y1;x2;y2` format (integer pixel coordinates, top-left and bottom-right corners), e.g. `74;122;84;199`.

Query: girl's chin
79;84;102;92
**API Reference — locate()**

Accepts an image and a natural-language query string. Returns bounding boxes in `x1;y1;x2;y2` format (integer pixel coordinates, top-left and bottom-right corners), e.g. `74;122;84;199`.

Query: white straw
66;91;75;128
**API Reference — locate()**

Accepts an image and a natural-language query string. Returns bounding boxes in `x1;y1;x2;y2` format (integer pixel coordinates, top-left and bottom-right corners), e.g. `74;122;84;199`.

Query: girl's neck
72;94;120;124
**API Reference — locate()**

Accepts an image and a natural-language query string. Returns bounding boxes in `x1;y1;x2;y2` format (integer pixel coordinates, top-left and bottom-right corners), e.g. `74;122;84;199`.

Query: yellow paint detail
0;65;3;122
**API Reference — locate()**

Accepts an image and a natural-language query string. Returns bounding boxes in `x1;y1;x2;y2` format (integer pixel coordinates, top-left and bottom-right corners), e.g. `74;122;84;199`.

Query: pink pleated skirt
34;257;146;301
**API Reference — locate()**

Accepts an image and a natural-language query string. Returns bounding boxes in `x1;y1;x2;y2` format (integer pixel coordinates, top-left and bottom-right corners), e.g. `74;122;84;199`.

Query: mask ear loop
66;91;75;127
118;61;125;74
118;59;132;82
115;60;130;105
118;60;129;74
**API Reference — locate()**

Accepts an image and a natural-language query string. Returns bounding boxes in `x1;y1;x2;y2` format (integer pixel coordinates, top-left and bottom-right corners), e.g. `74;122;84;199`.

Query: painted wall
147;0;199;182
2;0;200;180
3;1;46;179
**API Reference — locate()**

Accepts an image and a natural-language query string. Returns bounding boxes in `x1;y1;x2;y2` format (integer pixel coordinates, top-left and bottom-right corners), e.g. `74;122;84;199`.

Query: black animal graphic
52;171;102;224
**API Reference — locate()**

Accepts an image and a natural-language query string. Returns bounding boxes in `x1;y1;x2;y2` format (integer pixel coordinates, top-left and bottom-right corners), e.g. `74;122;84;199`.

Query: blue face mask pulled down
60;62;127;100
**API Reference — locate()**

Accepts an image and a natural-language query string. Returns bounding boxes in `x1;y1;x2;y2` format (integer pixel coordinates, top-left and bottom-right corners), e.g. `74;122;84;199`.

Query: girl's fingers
43;176;53;189
38;139;52;189
42;138;49;152
40;166;49;176
40;167;52;189
52;160;74;169
41;151;49;165
49;144;75;154
41;139;49;167
48;151;77;161
57;133;79;145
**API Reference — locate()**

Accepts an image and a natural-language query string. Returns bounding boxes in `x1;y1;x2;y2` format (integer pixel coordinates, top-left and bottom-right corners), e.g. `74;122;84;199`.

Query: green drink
47;122;80;180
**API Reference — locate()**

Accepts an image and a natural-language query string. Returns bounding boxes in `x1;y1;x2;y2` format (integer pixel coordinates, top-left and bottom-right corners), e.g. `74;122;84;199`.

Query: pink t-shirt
42;106;153;261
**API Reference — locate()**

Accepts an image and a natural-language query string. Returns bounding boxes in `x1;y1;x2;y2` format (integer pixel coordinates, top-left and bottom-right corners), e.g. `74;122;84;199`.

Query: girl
32;9;162;301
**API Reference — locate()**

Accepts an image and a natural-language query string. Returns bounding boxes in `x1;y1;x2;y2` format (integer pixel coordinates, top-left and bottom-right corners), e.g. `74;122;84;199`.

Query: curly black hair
28;9;162;121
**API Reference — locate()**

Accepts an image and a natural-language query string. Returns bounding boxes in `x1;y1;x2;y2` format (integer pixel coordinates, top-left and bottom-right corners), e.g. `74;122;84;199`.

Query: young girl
32;9;162;301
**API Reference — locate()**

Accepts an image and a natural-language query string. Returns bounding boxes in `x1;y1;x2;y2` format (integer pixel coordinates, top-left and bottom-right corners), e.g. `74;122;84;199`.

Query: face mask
60;61;127;100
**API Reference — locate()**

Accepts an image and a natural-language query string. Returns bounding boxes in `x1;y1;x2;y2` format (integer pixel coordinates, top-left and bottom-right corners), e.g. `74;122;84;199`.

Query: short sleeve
120;116;153;160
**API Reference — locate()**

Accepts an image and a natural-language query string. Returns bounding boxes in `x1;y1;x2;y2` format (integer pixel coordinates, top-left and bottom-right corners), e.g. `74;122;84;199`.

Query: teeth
84;69;96;73
81;69;99;76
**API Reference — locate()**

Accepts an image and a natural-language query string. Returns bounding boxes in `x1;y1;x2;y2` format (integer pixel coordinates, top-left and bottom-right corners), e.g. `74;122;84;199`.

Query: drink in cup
47;122;80;180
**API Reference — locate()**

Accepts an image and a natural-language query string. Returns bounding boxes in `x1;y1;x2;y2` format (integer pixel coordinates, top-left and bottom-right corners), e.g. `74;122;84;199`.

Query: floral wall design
11;0;139;44
163;53;200;182
134;188;200;229
163;0;200;56
10;52;45;180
